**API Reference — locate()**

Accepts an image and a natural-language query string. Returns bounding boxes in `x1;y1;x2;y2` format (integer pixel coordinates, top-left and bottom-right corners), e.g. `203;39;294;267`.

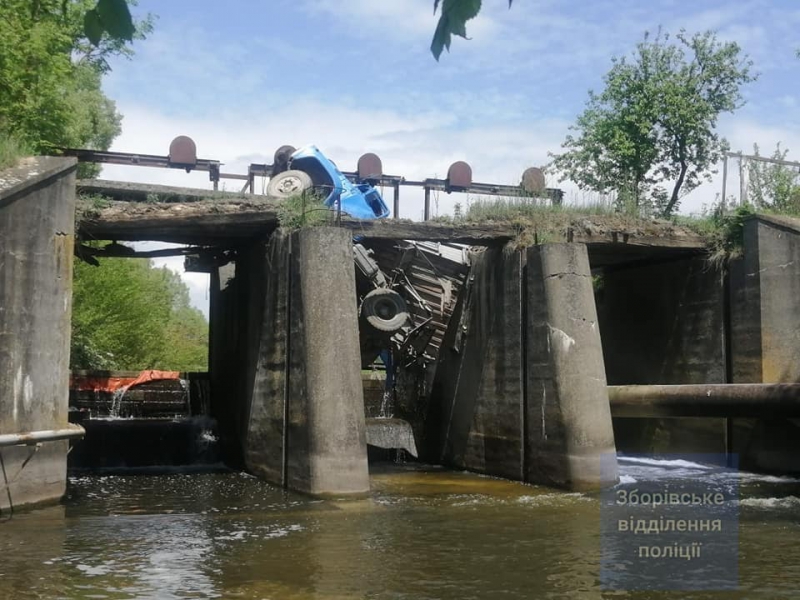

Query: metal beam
609;384;800;418
63;149;221;180
78;243;218;259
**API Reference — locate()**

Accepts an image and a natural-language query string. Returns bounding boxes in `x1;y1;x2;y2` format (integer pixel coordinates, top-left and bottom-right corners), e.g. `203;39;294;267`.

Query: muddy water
1;461;800;599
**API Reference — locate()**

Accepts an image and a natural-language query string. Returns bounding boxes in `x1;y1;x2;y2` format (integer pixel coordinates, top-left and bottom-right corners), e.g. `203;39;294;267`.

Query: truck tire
361;288;408;334
267;169;313;198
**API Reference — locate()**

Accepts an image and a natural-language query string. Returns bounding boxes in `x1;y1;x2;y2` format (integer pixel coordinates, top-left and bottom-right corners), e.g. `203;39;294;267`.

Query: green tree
71;256;208;372
159;268;211;372
551;30;755;216
746;143;800;215
0;0;151;158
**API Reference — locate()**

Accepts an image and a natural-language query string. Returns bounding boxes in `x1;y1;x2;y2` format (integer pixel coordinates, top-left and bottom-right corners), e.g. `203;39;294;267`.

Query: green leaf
431;0;482;60
96;0;135;41
84;9;104;46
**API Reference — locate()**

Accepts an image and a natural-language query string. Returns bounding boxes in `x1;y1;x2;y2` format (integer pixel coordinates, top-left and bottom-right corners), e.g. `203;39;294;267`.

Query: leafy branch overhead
87;0;500;59
431;0;513;60
84;0;135;44
0;1;149;160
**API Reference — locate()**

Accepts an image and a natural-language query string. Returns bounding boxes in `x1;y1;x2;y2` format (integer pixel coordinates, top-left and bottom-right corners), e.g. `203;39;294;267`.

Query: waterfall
378;390;394;419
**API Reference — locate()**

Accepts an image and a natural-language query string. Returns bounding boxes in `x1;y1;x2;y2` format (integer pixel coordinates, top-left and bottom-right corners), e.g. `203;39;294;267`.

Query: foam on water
517;493;591;506
618;456;712;470
739;496;800;509
618;455;800;486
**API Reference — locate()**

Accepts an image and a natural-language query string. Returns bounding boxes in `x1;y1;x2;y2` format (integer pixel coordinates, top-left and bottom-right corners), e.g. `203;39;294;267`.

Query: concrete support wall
729;216;800;472
244;228;369;496
432;243;617;491
431;246;525;480
0;157;77;509
525;244;617;490
731;217;800;383
595;257;727;454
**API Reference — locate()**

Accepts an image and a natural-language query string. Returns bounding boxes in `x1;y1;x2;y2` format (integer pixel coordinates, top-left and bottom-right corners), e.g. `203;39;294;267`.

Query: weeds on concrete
77;193;112;213
464;196;646;249
466;197;619;222
672;204;757;266
277;192;330;230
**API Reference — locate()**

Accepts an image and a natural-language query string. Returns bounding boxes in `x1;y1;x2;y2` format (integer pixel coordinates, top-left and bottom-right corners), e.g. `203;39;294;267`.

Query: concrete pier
731;214;800;384
244;228;370;496
432;243;617;491
0;157;77;509
729;215;800;473
525;244;618;491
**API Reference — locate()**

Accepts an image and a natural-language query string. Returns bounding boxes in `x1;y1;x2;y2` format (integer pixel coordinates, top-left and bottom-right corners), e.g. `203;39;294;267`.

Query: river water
2;458;800;599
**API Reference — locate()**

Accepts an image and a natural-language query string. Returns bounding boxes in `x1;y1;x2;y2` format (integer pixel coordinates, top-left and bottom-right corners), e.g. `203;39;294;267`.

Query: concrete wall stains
431;243;617;491
731;216;800;384
0;157;77;509
729;216;800;473
241;228;369;496
525;244;618;490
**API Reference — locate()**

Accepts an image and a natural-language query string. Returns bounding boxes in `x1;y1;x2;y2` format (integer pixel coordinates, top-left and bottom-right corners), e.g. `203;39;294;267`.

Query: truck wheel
362;288;408;334
267;169;313;198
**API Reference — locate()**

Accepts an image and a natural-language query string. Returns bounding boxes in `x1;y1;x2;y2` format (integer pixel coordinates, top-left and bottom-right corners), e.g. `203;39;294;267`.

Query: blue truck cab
270;145;390;220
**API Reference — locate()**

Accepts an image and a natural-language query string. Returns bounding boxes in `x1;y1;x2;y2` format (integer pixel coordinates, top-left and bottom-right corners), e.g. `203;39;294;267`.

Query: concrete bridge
3;156;800;508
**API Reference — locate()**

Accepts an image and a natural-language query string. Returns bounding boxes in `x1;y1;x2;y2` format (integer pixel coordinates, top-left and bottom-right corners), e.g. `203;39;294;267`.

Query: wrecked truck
266;144;390;220
265;145;413;367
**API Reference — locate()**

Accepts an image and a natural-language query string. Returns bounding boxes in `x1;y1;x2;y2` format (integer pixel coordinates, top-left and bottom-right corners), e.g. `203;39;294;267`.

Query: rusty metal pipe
609;384;800;418
0;424;86;448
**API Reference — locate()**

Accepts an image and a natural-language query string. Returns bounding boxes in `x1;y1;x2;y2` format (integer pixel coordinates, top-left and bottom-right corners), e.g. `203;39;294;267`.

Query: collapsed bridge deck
76;179;709;267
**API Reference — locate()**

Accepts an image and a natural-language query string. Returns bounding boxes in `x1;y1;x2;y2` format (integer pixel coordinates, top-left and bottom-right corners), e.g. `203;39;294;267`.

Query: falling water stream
1;459;800;599
378;390;394;419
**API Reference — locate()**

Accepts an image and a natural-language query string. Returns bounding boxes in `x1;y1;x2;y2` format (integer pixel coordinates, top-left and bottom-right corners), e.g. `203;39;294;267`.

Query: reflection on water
1;460;800;598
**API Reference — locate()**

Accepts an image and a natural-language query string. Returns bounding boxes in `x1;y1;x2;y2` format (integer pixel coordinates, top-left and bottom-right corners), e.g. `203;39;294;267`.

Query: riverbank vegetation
0;2;205;372
0;1;152;175
0;131;30;170
71;250;208;372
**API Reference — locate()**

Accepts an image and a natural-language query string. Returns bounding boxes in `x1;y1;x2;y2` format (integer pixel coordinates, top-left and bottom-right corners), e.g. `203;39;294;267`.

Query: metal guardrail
0;424;86;448
62;136;563;221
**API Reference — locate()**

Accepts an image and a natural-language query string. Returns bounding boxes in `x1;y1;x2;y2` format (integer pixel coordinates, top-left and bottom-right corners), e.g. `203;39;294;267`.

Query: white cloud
304;0;436;38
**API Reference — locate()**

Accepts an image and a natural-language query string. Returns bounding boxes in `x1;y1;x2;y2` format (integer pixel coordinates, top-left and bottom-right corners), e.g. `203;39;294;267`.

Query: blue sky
98;0;800;311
